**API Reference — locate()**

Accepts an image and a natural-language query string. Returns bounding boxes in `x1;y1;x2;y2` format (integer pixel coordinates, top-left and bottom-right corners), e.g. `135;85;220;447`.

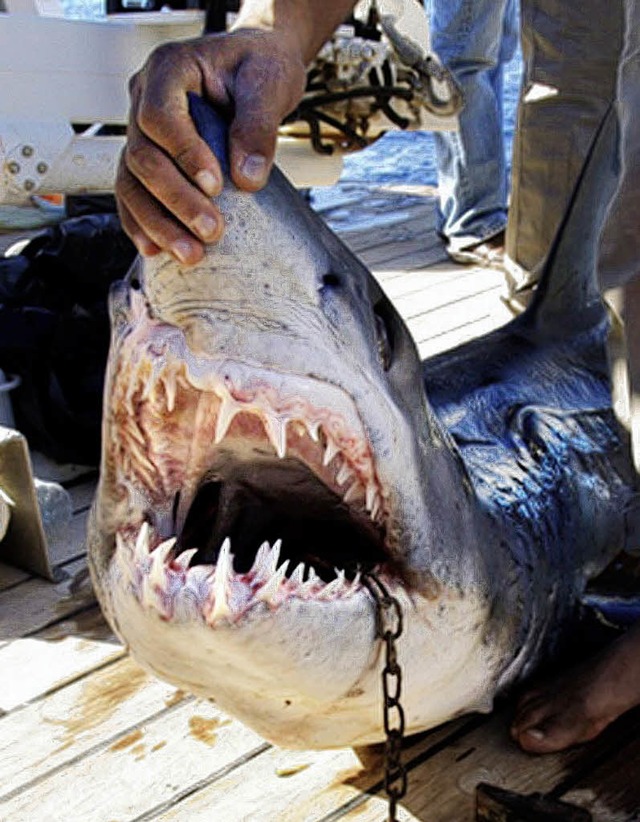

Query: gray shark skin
88;97;636;749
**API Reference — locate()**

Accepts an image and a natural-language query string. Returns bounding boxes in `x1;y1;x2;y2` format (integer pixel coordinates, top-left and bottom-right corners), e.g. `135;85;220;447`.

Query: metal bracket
0;426;55;580
475;783;592;821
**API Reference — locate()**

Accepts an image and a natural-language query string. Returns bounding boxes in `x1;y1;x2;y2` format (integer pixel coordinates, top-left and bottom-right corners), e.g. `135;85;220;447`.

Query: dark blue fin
523;104;619;340
187;93;231;180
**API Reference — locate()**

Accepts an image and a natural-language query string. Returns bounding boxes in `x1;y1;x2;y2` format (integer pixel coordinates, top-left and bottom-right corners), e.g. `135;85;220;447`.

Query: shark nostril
322;272;342;288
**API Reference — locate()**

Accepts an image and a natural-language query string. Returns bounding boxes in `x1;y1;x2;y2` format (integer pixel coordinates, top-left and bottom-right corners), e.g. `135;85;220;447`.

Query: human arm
116;0;357;264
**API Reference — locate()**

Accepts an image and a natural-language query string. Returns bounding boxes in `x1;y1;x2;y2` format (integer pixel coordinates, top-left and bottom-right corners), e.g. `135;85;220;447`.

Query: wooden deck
1;186;639;821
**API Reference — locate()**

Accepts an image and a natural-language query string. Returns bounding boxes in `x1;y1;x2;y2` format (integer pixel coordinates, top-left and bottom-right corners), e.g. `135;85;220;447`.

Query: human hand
116;29;307;265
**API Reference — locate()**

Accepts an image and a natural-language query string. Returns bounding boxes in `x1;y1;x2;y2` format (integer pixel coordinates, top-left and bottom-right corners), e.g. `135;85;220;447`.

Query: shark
88;96;636;749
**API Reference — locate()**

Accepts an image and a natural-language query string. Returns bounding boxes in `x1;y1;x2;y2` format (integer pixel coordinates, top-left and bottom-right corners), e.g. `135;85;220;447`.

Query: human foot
447;230;505;266
511;622;640;754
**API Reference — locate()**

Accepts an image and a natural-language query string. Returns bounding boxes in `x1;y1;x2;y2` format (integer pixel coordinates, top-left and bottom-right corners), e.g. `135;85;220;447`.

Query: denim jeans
506;0;623;276
598;0;640;291
430;0;519;252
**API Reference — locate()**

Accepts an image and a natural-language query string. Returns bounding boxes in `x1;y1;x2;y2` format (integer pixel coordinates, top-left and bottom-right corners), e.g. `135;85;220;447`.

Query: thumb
228;55;305;191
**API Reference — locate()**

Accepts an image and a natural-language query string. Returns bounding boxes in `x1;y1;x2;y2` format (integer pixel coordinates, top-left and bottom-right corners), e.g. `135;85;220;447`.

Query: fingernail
192;213;218;241
171;239;195;264
527;728;546;740
240;153;268;186
133;234;159;257
195;169;219;197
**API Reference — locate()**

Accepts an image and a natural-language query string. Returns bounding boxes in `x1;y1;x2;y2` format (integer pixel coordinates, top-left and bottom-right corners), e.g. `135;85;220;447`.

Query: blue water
332;53;522;189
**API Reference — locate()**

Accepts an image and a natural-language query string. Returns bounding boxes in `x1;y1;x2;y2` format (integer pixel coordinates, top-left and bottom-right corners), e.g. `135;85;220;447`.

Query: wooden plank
0;560;29;592
327;709;640;822
341;208;437;257
155;744;372;822
1;696;266;822
0;485;90;595
0;606;122;713
559;727;640;821
30;450;97;484
418;314;509;360
358;234;446;271
65;476;98;513
408;287;509;345
49;508;89;567
153;720;480;822
394;272;505;321
0;655;188;800
0;555;95;641
377;266;462;298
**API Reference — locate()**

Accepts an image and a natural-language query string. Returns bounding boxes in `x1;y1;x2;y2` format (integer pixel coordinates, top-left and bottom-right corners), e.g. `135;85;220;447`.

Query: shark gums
88;97;636;749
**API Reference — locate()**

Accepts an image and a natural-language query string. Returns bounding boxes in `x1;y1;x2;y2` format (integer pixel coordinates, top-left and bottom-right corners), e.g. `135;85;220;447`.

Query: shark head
88;96;513;748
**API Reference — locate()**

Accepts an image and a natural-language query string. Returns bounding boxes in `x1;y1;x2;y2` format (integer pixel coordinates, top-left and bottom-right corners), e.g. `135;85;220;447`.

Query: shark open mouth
107;312;394;625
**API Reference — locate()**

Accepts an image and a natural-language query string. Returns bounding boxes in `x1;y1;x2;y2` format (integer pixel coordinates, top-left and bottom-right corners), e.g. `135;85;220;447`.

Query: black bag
0;213;136;465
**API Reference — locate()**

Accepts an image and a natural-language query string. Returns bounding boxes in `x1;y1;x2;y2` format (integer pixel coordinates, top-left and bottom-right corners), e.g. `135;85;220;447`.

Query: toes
511;700;610;754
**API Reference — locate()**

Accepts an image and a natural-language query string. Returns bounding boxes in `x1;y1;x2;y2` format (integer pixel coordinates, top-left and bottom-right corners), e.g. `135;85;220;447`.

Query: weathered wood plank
45;508;90;569
341;208;437;257
30;451;96;484
328;709;640;822
559;724;640;821
0;555;95;642
408;287;509;345
0;606;122;713
0;560;29;592
418;313;510;360
1;697;266;822
0;655;188;800
153;720;479;822
358;234;446;271
394;271;505;321
65;477;98;513
376;266;463;299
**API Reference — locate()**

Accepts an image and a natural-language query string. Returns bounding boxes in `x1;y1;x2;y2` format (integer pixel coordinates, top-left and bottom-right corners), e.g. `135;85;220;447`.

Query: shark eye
373;302;393;371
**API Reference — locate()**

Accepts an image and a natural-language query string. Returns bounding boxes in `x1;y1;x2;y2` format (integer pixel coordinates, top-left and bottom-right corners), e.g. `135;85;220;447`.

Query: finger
117;200;161;257
228;56;305;190
134;45;224;197
124;127;223;245
116;163;206;266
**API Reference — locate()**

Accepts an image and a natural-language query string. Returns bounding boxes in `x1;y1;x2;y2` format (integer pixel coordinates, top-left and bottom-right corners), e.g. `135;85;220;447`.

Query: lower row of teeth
118;523;365;624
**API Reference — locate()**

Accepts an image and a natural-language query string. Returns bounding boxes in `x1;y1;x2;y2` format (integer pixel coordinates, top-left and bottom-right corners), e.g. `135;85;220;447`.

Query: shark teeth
135;522;151;562
161;370;177;412
323;438;340;467
205;537;234;623
124;527;371;623
256;559;290;604
149;538;177;585
290;563;306;585
336;460;354;487
173;547;198;572
305;420;320;442
214;394;241;444
263;414;289;459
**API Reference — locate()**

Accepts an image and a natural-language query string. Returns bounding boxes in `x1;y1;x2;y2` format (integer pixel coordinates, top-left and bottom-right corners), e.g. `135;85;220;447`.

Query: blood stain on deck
52;664;148;750
110;728;144;753
188;715;230;746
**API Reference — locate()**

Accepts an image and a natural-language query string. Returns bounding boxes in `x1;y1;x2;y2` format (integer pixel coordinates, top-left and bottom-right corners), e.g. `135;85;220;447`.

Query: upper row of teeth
122;523;364;624
125;365;384;522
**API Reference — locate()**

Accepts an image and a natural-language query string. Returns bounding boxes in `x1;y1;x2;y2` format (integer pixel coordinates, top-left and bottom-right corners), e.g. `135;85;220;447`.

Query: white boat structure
0;0;460;209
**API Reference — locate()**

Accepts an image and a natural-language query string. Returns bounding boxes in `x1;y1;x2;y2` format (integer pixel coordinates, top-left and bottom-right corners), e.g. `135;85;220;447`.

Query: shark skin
88;96;636;749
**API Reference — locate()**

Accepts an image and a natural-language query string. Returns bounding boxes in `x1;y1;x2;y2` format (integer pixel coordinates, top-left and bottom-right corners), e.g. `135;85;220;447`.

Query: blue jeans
430;0;519;252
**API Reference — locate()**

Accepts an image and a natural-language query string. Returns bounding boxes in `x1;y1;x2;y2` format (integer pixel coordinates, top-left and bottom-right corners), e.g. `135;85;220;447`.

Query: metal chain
362;571;407;822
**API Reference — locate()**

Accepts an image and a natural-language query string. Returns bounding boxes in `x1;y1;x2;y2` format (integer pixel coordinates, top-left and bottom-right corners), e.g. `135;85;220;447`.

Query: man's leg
431;0;518;259
506;0;622;282
511;0;640;754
